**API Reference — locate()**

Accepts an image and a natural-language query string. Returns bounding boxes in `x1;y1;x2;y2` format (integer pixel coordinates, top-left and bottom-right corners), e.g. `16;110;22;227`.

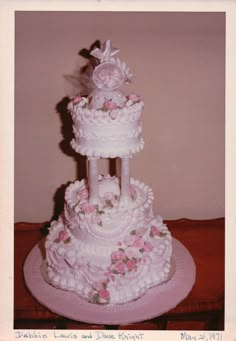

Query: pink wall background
14;11;225;223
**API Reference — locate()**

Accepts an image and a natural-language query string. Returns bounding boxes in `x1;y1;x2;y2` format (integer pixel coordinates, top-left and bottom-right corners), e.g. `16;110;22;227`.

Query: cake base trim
24;237;196;324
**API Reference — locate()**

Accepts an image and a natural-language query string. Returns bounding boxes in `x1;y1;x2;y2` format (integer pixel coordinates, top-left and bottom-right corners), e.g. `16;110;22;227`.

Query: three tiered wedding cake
45;40;172;305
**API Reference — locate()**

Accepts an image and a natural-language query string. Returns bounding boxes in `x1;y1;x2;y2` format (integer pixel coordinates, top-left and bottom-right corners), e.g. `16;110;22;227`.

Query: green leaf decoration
140;248;144;253
149;231;154;238
112;270;120;274
54;238;60;243
96;208;104;215
130;230;136;235
160;232;167;237
64;237;71;244
93;293;99;303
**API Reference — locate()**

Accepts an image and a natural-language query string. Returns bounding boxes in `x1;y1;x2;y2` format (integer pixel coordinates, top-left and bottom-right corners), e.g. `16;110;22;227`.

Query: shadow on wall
51;96;87;221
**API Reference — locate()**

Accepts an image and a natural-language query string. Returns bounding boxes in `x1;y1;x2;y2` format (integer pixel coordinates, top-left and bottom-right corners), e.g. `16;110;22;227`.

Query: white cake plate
23;238;196;325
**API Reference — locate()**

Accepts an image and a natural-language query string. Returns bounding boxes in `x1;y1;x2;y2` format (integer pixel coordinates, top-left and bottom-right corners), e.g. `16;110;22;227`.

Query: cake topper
89;40;133;109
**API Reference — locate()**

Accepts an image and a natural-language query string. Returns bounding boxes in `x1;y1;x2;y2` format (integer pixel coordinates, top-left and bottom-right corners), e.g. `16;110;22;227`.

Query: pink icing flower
104;100;117;110
124;234;136;246
125;246;139;259
111;250;126;261
59;230;69;241
151;226;160;237
128;93;140;102
78;188;89;199
93;281;104;291
133;236;144;249
72;95;82;104
81;203;96;214
113;260;126;274
126;259;136;271
98;288;110;300
144;241;154;252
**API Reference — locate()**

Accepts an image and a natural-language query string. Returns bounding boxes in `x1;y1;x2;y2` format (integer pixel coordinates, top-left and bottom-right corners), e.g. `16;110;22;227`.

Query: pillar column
88;157;99;204
120;156;131;205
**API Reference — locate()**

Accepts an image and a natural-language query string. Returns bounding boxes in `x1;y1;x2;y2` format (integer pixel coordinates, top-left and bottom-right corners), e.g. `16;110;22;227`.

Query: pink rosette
78;188;89;199
123;234;136;246
111;250;126;261
98;288;110;300
72;95;82;104
59;230;69;241
144;241;154;252
125;246;139;260
126;259;136;271
113;260;126;274
104;100;117;111
151;225;160;237
127;93;140;103
81;203;96;214
133;236;144;249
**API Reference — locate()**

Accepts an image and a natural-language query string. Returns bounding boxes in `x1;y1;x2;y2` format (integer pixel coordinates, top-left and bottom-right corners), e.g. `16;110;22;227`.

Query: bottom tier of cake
45;215;172;305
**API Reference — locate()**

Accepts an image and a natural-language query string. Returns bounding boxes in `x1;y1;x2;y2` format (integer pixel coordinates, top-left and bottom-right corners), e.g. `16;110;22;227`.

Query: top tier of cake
67;40;144;158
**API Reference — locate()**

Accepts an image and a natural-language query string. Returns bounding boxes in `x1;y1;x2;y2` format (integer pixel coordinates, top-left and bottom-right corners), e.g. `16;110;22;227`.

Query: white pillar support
88;157;99;204
120;156;131;205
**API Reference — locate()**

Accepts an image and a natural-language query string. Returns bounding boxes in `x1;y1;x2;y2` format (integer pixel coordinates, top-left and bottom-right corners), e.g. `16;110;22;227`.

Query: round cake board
23;238;196;325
